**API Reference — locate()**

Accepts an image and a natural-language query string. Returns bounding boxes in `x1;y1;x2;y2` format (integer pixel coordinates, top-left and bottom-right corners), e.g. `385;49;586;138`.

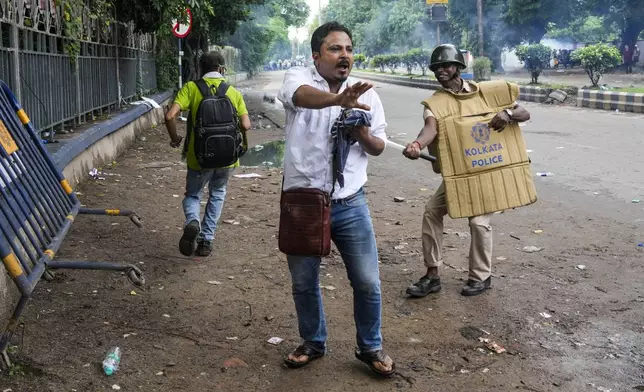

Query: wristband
413;141;422;149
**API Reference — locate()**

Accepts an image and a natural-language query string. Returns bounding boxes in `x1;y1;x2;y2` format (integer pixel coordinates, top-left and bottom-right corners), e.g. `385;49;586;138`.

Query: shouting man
277;22;395;376
403;44;531;297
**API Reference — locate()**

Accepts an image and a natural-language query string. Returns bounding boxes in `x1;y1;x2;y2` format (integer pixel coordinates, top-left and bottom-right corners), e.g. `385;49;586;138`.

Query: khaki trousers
422;182;493;282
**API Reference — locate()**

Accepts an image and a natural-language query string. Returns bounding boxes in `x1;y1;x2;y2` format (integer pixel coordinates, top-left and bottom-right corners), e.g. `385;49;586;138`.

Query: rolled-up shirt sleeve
367;92;387;143
277;67;311;112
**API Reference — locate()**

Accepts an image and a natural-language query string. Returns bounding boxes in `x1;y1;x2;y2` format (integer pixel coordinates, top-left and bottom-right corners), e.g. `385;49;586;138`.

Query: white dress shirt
277;66;387;200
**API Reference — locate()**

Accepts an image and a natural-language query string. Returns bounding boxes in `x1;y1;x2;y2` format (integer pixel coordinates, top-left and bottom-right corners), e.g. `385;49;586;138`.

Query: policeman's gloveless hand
403;141;421;160
489;110;510;132
336;82;373;110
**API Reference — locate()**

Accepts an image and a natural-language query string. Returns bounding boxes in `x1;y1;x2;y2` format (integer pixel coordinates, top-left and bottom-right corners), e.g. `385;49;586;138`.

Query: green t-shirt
174;77;249;170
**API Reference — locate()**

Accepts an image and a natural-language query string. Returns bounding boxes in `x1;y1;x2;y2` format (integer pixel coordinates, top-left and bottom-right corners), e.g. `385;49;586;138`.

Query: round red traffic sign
172;8;192;38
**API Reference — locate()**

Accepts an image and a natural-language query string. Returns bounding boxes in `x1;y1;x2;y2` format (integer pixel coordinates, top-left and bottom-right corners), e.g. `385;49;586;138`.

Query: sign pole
178;38;183;89
171;7;192;90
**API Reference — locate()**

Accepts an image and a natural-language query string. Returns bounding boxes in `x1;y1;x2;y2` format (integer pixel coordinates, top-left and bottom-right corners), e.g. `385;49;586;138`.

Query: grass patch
610;87;644;93
516;81;572;90
579;86;644;93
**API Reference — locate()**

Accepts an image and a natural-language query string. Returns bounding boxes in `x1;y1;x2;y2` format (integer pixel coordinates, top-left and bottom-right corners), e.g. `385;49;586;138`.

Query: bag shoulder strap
216;82;230;98
195;79;213;98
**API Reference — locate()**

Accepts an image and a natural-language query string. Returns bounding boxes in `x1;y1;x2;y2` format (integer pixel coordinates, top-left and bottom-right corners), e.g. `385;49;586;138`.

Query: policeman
403;44;531;297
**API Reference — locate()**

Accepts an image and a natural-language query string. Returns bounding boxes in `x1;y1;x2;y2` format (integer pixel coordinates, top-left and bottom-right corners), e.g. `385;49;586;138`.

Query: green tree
270;0;309;27
269;35;293;61
473;56;493;81
446;0;509;71
371;55;387;72
571;44;621;87
585;0;644;49
323;0;389;55
402;52;415;75
354;54;367;69
383;0;427;51
383;54;401;74
515;44;552;83
407;48;431;76
227;1;310;76
545;16;618;44
228;20;275;76
503;0;582;44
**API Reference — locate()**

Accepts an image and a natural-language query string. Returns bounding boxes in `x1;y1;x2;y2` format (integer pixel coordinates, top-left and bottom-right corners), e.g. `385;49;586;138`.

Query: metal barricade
0;80;145;367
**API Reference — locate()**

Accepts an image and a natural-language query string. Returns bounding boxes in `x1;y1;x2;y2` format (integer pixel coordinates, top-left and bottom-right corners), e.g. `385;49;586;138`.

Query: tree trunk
489;47;503;73
622;24;643;49
477;0;484;56
530;26;546;44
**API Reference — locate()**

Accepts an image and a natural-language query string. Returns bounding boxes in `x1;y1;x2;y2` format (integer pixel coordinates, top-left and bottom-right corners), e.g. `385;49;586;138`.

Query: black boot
461;277;491;297
406;276;442;298
195;239;213;257
179;220;200;256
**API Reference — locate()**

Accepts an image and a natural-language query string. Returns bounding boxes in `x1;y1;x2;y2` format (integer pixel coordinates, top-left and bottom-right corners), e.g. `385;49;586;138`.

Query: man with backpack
165;51;251;257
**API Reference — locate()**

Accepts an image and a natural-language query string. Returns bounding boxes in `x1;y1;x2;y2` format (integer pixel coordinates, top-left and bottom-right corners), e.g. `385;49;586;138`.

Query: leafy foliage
571;44;621;86
407;48;431;76
226;0;310;76
402;52;415;74
515;44;552;83
60;0;113;64
583;0;644;48
503;0;583;44
229;20;275;77
473;56;493;81
354;54;367;69
322;0;432;56
382;54;401;73
371;55;387;72
269;0;309;27
545;16;618;44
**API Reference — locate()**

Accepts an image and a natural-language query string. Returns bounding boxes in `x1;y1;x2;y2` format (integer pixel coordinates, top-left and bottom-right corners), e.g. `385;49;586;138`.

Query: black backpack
188;79;246;168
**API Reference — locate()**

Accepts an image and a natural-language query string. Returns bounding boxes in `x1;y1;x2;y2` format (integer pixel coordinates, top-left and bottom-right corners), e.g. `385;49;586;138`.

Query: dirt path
1;74;643;392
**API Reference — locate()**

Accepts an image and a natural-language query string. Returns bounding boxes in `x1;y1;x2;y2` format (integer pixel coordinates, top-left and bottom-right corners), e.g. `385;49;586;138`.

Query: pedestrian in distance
165;51;251;257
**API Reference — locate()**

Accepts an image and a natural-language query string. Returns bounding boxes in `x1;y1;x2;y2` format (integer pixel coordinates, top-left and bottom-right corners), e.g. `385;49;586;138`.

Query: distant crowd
264;58;311;71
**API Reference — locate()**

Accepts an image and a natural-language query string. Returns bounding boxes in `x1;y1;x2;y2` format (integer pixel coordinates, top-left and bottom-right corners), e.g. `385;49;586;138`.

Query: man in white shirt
277;21;395;376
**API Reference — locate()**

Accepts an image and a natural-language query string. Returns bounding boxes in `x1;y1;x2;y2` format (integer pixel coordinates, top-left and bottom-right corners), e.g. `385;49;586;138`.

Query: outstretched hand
336;82;373;111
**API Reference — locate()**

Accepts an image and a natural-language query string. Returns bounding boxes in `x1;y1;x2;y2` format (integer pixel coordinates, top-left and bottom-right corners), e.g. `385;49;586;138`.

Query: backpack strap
216;82;230;98
195;79;213;98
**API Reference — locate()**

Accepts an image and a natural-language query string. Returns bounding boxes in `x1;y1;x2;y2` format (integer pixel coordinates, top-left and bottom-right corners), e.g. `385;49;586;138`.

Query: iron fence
0;0;157;134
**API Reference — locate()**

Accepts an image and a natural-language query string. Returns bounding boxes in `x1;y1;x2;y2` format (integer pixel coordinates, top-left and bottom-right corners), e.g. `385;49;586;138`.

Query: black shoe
195;239;213;257
461;277;492;297
179;220;200;256
406;276;442;298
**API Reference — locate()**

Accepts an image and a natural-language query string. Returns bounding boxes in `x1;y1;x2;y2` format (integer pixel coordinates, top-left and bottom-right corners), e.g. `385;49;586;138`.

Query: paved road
257;71;644;390
263;70;644;210
5;72;644;391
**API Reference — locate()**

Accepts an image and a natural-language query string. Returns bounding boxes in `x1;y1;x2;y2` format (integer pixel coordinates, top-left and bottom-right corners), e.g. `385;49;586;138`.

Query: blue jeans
183;167;234;241
287;188;382;352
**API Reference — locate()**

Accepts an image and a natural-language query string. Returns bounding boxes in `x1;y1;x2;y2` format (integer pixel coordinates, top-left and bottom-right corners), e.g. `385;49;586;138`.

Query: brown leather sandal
284;344;325;368
355;348;396;376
